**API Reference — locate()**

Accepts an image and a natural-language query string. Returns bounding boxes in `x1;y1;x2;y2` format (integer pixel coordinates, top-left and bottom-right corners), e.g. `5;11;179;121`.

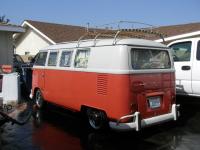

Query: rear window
131;49;171;69
35;52;47;66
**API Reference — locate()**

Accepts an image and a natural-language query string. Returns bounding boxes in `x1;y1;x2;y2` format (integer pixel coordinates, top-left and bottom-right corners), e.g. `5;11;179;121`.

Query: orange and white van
31;36;179;131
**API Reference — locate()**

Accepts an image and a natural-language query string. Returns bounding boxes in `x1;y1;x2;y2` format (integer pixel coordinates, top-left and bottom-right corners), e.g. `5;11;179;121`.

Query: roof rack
76;21;166;47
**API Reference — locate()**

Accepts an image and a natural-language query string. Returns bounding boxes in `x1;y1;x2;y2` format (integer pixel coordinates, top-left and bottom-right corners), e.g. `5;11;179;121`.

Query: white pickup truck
168;37;200;97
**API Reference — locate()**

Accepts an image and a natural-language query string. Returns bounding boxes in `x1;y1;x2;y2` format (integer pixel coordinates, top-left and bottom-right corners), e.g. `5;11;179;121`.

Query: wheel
34;89;44;108
86;108;107;130
33;109;42;127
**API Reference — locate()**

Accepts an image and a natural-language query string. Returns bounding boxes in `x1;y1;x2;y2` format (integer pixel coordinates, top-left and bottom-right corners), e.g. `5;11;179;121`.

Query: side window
170;42;192;62
48;52;58;66
74;49;90;68
60;51;72;67
197;41;200;60
35;52;47;66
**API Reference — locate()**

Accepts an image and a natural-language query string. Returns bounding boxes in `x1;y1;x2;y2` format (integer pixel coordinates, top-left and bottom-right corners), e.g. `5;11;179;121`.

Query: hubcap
87;109;105;130
35;91;42;107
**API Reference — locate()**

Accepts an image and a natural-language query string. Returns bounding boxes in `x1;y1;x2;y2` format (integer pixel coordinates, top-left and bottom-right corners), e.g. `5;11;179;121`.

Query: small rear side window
60;51;73;67
48;52;58;66
35;52;47;66
74;49;90;68
197;41;200;60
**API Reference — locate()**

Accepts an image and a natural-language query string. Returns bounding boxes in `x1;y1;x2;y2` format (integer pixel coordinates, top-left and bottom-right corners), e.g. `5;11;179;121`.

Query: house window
170;42;192;62
197;41;200;61
35;52;47;66
48;52;58;66
74;49;90;68
60;51;72;67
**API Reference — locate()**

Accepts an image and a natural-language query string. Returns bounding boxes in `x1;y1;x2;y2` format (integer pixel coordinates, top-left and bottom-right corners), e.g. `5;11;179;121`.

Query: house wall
0;32;13;65
15;28;51;56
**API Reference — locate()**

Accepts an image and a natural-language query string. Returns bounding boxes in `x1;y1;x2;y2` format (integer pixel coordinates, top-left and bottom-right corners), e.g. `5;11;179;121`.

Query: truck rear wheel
34;89;44;108
86;108;108;130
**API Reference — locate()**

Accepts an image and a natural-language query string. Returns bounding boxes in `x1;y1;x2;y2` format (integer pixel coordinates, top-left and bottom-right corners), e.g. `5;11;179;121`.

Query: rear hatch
130;48;175;119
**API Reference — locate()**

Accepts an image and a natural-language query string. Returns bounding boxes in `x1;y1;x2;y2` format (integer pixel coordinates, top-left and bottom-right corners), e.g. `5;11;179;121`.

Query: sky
0;0;200;28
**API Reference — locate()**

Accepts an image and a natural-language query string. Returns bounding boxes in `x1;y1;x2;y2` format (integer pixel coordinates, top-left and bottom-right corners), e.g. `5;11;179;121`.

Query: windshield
131;48;171;69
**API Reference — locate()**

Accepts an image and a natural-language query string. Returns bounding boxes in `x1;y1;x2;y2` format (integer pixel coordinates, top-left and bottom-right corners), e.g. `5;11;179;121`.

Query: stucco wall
15;28;51;56
0;32;13;65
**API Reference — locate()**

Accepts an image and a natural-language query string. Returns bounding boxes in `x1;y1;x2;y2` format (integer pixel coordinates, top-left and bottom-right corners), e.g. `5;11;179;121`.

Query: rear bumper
109;104;180;131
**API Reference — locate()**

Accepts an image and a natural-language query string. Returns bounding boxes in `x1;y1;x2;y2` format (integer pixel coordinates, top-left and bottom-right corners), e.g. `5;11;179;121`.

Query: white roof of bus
41;38;168;50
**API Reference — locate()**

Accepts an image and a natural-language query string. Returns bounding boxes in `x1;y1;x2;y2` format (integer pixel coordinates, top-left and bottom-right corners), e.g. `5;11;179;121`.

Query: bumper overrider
109;104;180;131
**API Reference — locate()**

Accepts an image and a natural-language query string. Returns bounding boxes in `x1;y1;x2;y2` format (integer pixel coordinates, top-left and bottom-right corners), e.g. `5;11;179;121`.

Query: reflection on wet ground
1;96;200;150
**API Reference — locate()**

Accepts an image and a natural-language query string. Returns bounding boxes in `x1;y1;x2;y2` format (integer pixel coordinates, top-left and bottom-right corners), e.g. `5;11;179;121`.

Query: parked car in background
168;37;200;97
13;54;25;73
13;54;33;97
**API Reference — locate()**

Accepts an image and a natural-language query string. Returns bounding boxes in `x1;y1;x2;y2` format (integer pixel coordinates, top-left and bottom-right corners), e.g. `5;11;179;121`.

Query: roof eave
21;20;56;44
0;25;25;33
155;30;200;42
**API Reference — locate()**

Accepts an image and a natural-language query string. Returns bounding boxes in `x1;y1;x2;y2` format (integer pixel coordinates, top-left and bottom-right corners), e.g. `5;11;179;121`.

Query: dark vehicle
13;54;25;73
13;54;33;96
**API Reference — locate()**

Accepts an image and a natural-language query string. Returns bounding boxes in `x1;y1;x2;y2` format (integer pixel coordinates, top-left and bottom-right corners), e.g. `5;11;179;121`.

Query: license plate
148;96;161;109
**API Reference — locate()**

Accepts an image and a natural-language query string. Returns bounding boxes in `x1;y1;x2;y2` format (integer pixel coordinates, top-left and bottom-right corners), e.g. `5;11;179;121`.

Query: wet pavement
0;96;200;150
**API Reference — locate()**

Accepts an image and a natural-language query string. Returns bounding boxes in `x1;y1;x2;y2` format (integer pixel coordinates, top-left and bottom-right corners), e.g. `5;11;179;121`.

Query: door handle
181;66;191;70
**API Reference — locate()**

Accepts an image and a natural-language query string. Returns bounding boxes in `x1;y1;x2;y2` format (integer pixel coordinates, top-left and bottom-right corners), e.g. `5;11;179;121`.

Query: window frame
59;50;73;67
170;41;192;62
130;48;171;70
34;51;48;66
47;51;59;66
196;41;200;61
74;49;90;68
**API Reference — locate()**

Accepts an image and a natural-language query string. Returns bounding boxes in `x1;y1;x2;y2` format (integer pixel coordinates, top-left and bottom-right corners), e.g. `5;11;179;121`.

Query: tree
0;15;10;24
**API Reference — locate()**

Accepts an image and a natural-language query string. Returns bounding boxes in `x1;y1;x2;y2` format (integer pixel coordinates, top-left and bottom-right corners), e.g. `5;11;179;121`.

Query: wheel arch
80;105;108;118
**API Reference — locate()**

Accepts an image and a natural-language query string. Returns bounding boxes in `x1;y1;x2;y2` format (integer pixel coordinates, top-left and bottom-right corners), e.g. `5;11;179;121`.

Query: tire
34;89;44;108
32;109;42;127
86;108;108;130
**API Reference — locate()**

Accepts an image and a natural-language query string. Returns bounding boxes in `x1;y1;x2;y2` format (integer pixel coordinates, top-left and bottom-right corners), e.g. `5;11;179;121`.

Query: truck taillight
171;94;176;104
131;103;138;112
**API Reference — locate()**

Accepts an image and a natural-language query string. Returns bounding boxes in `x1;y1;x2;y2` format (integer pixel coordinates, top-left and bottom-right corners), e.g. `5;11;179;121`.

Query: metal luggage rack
76;21;166;47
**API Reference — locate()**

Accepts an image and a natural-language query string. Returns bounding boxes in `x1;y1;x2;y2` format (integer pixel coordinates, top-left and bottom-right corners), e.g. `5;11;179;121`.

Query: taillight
171;94;176;104
131;103;138;112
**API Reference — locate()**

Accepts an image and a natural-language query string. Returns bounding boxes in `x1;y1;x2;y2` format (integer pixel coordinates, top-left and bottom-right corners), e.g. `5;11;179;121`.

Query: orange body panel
130;73;175;119
32;69;175;121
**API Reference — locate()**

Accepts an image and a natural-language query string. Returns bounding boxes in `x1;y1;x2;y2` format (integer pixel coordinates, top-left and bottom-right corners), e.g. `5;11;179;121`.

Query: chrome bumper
109;104;180;131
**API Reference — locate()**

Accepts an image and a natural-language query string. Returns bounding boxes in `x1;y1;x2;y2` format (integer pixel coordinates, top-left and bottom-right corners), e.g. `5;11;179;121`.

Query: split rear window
131;49;171;69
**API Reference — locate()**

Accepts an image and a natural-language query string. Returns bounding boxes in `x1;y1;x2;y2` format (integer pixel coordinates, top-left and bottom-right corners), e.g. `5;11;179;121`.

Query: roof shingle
26;20;88;43
25;20;200;42
154;22;200;38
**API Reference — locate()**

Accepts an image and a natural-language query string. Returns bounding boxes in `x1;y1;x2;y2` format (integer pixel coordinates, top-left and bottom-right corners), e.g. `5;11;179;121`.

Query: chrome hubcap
88;109;104;130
